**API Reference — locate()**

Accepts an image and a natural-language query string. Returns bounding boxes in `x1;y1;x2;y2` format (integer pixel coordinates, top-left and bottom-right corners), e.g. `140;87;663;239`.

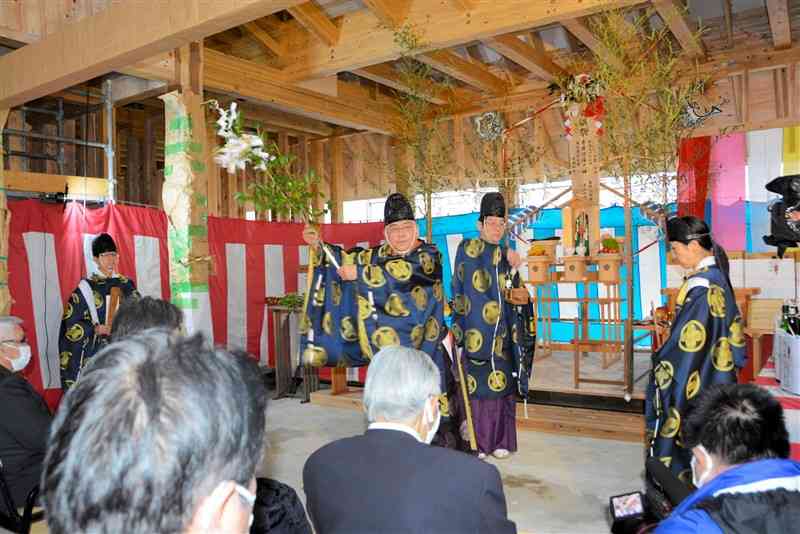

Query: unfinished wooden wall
116;106;165;207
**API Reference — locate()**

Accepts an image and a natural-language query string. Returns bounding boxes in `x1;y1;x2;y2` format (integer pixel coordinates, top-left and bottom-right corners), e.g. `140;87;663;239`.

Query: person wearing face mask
59;233;139;390
646;216;744;482
303;346;517;534
450;192;529;460
301;194;454;443
0;321;52;514
655;383;800;533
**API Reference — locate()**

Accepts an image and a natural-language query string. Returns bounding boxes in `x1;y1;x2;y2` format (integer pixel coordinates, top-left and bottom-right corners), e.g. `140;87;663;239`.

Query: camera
763;175;800;258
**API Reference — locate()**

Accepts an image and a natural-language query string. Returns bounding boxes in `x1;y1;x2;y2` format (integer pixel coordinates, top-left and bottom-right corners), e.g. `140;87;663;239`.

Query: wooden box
562;255;589;282
594;254;622;284
527;256;552;283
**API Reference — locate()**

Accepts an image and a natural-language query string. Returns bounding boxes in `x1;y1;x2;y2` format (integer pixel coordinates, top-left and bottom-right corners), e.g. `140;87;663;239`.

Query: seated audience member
42;331;267;534
110;296;184;340
0;335;51;513
303;346;517;534
656;383;800;533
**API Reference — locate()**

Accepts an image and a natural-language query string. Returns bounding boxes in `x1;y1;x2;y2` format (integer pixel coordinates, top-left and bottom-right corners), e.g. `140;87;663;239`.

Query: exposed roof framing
417;50;509;95
288;2;340;46
766;0;792;50
559;17;625;70
652;0;706;59
482;32;566;81
362;0;412;28
242;21;287;57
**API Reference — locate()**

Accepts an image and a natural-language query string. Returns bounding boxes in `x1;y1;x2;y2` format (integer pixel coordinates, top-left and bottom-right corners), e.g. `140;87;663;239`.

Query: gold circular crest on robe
93;291;103;309
676;280;691;307
711;337;735;372
438;394;450;417
467;374;478;395
512;323;519;344
331;282;342;306
482;300;500;325
384;293;411;317
677;470;694;486
488;370;507;392
469;358;487;366
498;273;507;290
707;285;726;318
71;293;80;305
465;328;483;353
411;286;428;311
362;264;387;288
378;243;391;258
62;302;73;320
303;344;328;367
454;294;471;317
433;281;443;302
492;247;502;267
729;316;745;347
660;408;681;438
357;295;374;321
410;324;424;348
678;320;706;353
653;360;674;390
659;456;672;469
686;370;701;399
357;249;372;265
465;238;485;258
451;323;463;344
66;323;85;343
493;334;505;357
299;314;311;335
385;259;413;282
340;316;358;342
60;351;71;368
322;312;333;335
424;316;440;342
472;268;492;293
419;252;435;275
371;326;400;349
313;287;326;307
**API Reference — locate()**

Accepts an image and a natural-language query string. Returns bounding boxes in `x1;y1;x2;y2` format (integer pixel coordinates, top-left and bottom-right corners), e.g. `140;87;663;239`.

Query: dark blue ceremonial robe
59;273;138;390
300;241;448;386
451;237;535;453
646;258;744;480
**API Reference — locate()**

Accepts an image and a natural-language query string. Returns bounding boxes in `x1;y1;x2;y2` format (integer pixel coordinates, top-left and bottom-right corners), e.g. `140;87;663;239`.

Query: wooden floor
311;389;645;443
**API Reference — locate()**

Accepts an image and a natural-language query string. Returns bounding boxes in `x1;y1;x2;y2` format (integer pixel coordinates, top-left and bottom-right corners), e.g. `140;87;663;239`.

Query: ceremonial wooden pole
454;346;478;451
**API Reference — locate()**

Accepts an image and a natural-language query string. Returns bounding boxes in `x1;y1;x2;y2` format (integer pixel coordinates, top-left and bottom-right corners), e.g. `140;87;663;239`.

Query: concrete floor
259;397;645;534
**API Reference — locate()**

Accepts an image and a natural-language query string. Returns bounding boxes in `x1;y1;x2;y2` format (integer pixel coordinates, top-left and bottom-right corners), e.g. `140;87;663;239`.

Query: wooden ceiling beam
766;0;792;50
288;1;340;46
362;0;411;28
652;0;705;59
448;0;476;11
204;49;398;134
0;0;306;108
285;0;642;81
354;63;448;105
242;21;286;57
418;50;509;95
561;17;625;70
483;33;566;81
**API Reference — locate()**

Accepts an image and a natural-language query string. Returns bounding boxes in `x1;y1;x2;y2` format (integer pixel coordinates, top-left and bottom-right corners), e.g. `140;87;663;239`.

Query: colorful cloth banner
677;137;712;218
709;133;747;251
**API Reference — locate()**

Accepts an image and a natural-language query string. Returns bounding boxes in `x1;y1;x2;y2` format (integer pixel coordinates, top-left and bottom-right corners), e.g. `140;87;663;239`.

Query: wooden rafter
448;0;476;11
0;0;306;107
354;63;449;105
766;0;792;50
652;0;705;58
285;0;642;80
204;49;398;134
418;50;509;95
483;33;566;81
287;1;340;46
362;0;411;28
242;21;286;57
561;17;625;70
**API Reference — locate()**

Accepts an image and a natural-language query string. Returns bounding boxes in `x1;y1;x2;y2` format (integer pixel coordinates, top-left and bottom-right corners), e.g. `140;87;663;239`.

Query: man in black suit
303;346;517;534
0;329;51;512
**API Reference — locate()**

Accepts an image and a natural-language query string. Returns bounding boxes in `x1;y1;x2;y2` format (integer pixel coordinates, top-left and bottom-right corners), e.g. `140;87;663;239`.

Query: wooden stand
331;367;348;395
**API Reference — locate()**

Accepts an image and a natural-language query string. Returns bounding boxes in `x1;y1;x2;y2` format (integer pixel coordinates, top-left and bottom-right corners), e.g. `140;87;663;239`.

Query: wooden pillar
126;134;141;203
310;139;325;217
160;42;212;335
144;111;159;207
0;109;11;315
330;136;344;223
206;116;220;217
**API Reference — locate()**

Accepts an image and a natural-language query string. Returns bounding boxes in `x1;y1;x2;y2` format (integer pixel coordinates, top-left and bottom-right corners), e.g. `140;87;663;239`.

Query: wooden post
310;139;324;216
160;41;212;334
623;159;634;397
126;134;141;203
0;109;10;315
206;115;220;217
144;111;158;206
330;136;344;223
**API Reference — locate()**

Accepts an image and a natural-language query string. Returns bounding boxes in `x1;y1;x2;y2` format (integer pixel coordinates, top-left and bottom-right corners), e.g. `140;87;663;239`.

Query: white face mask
691;445;714;487
234;483;256;530
4;343;31;372
422;398;441;445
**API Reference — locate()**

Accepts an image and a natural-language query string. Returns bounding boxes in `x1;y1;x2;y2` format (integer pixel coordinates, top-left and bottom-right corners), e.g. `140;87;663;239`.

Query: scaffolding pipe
104;79;115;202
19;106;59;116
3;128;106;149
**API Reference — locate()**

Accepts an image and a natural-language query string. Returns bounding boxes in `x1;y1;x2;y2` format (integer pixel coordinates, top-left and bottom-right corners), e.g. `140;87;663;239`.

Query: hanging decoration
207;100;275;174
550;74;606;140
474;111;505;141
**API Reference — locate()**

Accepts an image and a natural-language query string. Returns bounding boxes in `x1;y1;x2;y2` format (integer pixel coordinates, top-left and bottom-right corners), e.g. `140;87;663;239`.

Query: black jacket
303;428;517;534
0;367;51;510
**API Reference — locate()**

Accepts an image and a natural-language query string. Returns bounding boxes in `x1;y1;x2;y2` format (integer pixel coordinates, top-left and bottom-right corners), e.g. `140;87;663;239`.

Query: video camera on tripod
763;174;800;257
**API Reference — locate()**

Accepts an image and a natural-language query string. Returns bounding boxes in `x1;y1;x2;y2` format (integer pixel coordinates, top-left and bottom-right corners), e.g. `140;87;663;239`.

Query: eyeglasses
234;483;256;507
98;252;118;259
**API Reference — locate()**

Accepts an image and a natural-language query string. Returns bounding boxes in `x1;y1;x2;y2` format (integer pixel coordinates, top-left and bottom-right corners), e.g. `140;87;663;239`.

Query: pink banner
709;133;747;251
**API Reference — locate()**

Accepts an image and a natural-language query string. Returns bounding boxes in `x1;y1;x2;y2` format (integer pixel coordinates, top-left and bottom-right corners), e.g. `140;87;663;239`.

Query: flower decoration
208;100;276;174
549;74;606;139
